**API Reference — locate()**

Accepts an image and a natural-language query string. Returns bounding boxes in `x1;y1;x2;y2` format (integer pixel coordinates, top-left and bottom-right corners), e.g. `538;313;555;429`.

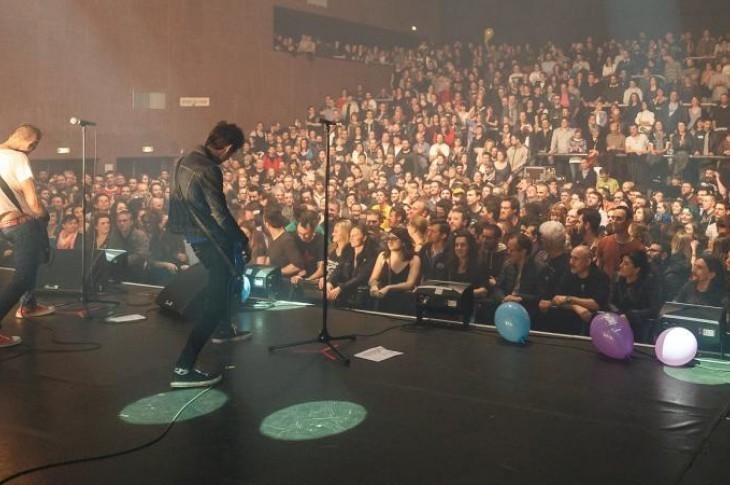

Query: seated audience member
675;254;728;307
264;207;305;277
107;210;150;281
533;221;570;327
495;233;541;307
147;212;189;285
407;214;428;253
663;232;693;301
419;219;450;281
54;214;82;250
540;245;610;335
93;213;112;249
326;219;353;278
477;222;507;290
291;209;326;287
444;230;488;298
610;250;663;343
240;220;267;265
595;205;645;280
368;227;421;313
327;224;377;306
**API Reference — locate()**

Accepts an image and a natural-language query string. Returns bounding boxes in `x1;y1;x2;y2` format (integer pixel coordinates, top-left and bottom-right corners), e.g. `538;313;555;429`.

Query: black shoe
170;368;222;388
211;328;252;344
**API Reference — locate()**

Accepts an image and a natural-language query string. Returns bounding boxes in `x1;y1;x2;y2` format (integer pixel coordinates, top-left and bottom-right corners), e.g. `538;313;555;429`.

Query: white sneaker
16;304;55;319
0;334;21;348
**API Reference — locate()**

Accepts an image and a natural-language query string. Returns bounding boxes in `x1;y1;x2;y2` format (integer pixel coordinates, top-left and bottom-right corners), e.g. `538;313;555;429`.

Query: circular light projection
260;401;366;441
664;358;730;385
119;389;228;425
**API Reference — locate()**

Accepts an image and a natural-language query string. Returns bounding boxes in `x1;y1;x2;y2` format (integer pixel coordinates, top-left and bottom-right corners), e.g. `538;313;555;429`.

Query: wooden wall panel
0;0;437;164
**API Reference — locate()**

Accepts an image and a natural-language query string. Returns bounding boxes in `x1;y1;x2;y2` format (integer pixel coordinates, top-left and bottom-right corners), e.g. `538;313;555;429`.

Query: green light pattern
119;389;228;425
260;401;367;441
663;358;730;385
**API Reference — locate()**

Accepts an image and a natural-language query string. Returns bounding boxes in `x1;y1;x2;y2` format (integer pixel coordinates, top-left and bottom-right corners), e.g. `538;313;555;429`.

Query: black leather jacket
168;145;248;251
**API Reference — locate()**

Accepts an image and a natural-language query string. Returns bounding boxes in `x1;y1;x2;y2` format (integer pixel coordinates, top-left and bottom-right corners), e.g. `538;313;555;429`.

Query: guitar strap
0;173;51;263
0;174;23;212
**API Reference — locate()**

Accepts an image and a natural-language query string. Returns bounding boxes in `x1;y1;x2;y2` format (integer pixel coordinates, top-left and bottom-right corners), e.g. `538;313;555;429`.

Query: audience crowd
13;28;730;341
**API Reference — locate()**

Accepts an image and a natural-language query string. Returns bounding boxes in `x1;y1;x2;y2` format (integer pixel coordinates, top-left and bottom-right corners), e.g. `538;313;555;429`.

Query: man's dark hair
614;204;633;221
716;215;730;230
205;121;245;152
264;207;288;229
298;209;320;231
504;195;520;212
578;207;601;234
429;219;451;238
390;206;407;223
510;233;533;255
481;222;503;241
449;204;470;226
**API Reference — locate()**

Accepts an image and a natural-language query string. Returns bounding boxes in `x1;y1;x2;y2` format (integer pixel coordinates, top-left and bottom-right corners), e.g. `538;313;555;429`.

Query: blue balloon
241;275;251;302
494;302;530;343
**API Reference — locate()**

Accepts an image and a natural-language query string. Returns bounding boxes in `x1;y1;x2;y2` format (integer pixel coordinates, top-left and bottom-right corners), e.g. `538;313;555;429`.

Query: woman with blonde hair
327;219;353;277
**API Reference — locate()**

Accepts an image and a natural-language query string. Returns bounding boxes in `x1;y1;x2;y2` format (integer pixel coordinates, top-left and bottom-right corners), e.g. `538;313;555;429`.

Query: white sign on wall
307;0;328;7
180;97;211;107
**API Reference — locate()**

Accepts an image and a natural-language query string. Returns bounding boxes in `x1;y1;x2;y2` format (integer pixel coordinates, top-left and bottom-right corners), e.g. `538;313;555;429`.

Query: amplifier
415;280;474;327
244;265;281;300
659;302;726;352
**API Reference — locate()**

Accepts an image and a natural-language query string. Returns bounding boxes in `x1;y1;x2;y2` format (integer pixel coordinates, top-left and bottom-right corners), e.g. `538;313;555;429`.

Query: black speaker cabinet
35;249;111;294
659;302;726;353
415;280;475;327
155;263;207;319
244;264;281;300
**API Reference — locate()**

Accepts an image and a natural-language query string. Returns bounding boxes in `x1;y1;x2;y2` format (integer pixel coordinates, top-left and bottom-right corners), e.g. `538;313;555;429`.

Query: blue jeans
0;220;43;327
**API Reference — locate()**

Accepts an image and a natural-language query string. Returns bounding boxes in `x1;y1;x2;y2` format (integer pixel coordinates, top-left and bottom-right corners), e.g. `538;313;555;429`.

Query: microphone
318;117;339;126
69;117;97;127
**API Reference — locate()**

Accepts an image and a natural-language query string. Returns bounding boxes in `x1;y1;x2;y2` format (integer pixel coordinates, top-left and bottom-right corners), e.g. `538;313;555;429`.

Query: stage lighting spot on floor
663;358;730;385
260;401;366;441
119;389;228;425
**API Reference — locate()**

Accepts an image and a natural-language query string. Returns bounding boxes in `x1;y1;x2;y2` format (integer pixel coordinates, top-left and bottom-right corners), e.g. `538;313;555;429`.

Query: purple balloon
655;327;697;367
590;313;634;360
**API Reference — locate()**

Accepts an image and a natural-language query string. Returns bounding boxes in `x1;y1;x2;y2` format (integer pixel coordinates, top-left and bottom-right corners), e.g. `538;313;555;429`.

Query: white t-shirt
0;148;34;215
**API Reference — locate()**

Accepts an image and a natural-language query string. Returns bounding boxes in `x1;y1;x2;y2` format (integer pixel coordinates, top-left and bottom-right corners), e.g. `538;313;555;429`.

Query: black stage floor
1;281;730;485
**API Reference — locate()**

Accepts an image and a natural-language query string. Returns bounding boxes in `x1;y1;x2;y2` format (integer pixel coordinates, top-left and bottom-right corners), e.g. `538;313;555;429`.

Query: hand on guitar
233;241;250;276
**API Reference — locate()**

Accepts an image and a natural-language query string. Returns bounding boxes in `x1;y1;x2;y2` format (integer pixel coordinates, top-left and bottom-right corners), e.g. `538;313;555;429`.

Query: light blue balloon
241;275;251;302
494;302;530;343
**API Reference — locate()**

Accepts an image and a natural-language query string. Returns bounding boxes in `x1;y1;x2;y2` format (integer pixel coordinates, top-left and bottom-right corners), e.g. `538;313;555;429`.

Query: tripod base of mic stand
58;298;119;320
269;331;357;365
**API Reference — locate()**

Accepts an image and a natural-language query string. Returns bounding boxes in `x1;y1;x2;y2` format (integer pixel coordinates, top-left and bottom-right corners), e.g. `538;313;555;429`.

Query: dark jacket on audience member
495;257;542;304
330;245;377;294
662;253;691;302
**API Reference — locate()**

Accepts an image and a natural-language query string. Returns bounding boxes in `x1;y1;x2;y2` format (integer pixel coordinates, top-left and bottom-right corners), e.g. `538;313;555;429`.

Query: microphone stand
268;121;356;365
63;122;118;319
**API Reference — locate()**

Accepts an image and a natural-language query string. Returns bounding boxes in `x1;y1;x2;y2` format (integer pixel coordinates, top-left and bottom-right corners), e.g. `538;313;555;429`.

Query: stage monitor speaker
415;280;474;327
155;263;207;319
659;302;726;352
36;250;112;294
244;265;281;300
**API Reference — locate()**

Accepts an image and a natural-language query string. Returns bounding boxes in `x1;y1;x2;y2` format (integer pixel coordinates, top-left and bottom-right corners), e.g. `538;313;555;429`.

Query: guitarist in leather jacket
0;124;54;349
168;121;251;388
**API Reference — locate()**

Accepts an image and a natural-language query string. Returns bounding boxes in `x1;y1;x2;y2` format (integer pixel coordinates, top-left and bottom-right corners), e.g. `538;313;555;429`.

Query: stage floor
1;282;730;484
